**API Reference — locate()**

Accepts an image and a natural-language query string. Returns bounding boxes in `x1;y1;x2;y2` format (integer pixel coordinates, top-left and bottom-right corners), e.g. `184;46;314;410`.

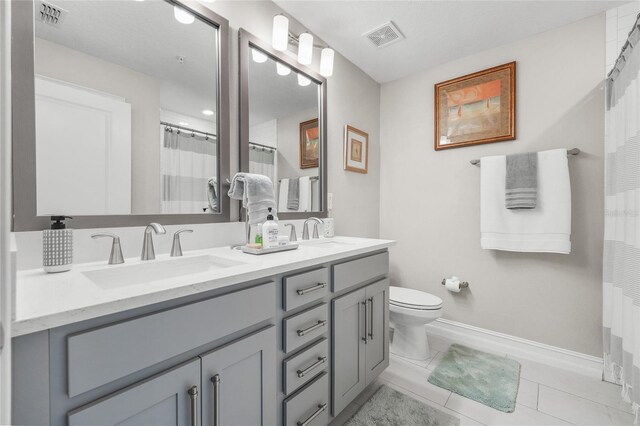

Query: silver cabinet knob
91;233;124;265
171;229;193;257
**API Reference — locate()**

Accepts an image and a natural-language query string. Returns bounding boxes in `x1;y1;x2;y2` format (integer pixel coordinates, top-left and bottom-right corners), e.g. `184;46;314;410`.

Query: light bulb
298;74;311;86
297;32;313;65
276;62;291;76
272;15;289;52
174;6;194;24
252;48;268;64
202;109;214;116
320;47;334;77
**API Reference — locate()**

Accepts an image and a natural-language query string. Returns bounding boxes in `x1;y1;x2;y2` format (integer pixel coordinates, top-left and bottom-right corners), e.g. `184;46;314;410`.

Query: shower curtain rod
161;121;217;139
469;148;580;166
249;141;277;152
607;12;640;81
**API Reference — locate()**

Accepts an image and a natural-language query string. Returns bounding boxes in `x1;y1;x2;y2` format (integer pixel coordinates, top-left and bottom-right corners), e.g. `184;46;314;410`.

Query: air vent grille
363;21;405;48
37;1;67;27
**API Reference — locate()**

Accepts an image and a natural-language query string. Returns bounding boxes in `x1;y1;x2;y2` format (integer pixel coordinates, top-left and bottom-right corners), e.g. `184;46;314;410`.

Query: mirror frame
11;0;231;231
239;28;328;220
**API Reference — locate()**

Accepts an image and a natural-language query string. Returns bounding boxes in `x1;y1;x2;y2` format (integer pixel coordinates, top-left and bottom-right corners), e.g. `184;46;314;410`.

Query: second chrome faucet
141;223;166;261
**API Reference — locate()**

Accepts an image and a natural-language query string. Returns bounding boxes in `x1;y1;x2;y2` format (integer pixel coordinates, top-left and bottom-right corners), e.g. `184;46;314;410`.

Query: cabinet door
67;359;200;426
200;326;276;426
331;288;366;416
365;278;390;385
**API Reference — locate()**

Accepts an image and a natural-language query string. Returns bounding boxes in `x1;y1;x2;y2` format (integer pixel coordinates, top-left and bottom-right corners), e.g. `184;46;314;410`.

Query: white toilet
389;286;443;361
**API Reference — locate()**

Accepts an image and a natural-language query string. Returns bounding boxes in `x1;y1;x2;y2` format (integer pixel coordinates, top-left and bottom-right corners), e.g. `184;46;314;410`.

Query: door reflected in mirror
248;47;322;213
34;0;221;216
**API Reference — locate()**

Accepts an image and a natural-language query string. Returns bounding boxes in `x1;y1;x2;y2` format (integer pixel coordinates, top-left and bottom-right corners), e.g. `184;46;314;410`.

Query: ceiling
275;1;626;83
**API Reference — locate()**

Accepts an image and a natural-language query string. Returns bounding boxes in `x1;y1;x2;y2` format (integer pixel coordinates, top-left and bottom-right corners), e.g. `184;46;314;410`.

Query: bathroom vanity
11;237;393;426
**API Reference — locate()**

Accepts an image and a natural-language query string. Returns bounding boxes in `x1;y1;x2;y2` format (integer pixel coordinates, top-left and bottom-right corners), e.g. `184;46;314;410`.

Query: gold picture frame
434;61;516;150
299;118;319;169
344;125;369;174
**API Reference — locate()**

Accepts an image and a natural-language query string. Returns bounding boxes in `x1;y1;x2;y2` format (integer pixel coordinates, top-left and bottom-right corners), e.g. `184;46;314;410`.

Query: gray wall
379;14;605;356
203;1;381;238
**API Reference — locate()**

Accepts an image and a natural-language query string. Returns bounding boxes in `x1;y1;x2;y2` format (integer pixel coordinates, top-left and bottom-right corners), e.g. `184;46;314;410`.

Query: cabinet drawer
67;282;276;398
332;252;389;293
283;303;328;354
283;338;329;395
283;267;330;311
284;372;329;426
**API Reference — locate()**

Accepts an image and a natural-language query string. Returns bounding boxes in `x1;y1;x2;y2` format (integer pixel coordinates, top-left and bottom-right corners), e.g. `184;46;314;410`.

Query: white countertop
13;236;395;337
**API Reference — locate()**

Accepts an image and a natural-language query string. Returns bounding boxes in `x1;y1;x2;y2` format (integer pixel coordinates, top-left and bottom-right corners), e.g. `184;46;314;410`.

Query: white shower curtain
603;18;640;423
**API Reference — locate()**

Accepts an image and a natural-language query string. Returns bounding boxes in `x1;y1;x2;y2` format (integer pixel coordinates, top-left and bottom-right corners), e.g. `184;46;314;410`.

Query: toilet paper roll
445;277;462;293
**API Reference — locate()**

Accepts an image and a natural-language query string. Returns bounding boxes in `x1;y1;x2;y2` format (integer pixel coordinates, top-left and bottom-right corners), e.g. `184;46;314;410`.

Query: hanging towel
207;177;218;212
481;149;571;254
298;176;311;212
278;179;290;212
287;178;300;210
505;152;537;209
227;172;275;225
278;177;312;212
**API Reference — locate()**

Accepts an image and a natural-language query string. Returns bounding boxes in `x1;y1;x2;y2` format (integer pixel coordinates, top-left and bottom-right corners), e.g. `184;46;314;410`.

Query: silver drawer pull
368;297;375;341
297;403;327;426
297;356;327;378
361;301;368;344
297;320;327;337
296;282;326;296
187;385;198;426
211;374;221;426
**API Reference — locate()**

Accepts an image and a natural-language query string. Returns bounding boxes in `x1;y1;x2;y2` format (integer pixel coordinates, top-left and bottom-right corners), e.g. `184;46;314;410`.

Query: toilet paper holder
441;278;469;289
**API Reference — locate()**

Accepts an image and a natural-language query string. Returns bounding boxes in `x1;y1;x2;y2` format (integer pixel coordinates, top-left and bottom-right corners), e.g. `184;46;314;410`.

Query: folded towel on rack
227;172;275;225
287;178;300;210
505;152;537;209
481;149;571;254
207;177;218;212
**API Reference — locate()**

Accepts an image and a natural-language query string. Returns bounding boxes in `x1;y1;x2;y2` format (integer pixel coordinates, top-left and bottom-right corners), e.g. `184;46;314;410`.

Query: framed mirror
11;0;230;230
239;29;327;220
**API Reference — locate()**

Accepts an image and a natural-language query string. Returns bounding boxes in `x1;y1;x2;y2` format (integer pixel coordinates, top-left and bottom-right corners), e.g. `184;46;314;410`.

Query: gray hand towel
505;152;537;209
287;178;300;210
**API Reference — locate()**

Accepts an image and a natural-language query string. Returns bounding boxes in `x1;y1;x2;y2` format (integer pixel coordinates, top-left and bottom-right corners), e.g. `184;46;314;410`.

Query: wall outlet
328;193;333;210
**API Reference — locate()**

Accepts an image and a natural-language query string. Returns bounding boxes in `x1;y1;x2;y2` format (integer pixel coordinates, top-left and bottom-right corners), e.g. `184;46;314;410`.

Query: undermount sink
83;255;245;288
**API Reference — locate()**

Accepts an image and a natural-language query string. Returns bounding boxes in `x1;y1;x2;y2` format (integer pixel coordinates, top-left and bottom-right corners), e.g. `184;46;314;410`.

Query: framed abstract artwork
434;61;516;150
344;125;368;173
299;118;319;169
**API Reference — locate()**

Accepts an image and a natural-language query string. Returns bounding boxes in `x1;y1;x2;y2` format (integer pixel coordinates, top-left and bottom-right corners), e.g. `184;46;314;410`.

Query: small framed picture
434;61;516;150
344;125;368;174
299;118;319;169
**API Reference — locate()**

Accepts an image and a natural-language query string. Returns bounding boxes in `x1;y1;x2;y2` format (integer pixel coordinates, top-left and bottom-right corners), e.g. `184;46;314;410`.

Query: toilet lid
389;286;442;310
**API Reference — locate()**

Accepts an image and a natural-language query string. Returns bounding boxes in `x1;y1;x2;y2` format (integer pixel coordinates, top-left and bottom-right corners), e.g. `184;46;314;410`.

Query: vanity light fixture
276;62;291;76
320;47;334;77
173;6;194;24
297;74;311;87
272;14;289;51
251;48;268;63
202;109;214;116
297;32;313;65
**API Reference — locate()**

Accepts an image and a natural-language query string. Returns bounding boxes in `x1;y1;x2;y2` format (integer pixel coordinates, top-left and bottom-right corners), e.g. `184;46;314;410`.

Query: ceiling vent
36;1;67;27
363;21;405;49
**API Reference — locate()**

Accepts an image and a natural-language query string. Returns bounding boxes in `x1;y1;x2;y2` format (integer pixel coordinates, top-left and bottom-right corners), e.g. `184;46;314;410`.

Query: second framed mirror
239;29;327;220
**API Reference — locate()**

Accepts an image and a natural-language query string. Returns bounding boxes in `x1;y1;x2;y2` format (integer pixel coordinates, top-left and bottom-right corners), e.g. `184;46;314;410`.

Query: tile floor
330;334;636;426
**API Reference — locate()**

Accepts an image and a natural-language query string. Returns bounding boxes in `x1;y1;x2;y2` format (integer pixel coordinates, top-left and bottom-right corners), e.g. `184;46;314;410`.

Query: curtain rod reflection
249;141;277;152
161;121;217;140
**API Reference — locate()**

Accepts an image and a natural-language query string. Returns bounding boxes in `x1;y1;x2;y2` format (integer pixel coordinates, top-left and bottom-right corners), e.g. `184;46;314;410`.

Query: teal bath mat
346;384;460;426
428;344;521;413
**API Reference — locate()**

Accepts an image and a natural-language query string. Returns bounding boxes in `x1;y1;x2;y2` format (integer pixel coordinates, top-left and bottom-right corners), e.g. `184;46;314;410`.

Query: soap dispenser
262;208;279;249
43;216;73;273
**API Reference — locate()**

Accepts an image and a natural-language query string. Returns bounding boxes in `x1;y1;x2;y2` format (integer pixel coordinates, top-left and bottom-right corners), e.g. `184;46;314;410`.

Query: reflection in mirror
33;0;220;216
247;46;322;213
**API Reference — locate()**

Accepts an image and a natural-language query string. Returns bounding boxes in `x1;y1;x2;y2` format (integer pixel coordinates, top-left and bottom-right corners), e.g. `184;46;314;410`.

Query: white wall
380;15;606;356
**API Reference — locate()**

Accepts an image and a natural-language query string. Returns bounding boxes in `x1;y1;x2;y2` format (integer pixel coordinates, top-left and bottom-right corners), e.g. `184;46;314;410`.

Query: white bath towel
278;177;312;212
227;172;275;225
480;149;571;253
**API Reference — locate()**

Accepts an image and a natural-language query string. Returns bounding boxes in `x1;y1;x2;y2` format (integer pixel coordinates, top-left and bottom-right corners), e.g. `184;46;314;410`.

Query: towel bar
469;148;580;166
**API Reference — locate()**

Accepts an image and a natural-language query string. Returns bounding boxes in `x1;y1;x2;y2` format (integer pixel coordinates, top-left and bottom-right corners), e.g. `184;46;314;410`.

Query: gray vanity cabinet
67;358;200;426
331;278;390;416
200;326;276;426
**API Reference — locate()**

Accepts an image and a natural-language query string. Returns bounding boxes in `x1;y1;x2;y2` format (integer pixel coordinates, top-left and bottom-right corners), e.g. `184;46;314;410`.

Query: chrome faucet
141;223;166;261
171;229;193;257
284;223;297;242
302;217;324;240
91;233;124;265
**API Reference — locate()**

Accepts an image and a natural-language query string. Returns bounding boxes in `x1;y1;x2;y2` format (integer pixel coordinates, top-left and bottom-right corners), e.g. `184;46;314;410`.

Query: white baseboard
426;318;603;380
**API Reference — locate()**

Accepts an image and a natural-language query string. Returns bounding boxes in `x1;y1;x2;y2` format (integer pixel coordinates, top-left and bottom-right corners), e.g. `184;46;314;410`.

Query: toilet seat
389;286;442;310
